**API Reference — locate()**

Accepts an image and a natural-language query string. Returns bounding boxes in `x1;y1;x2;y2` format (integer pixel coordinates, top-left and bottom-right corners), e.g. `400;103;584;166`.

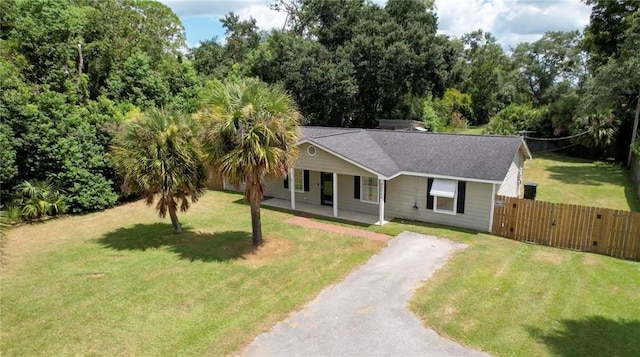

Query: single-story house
225;127;531;232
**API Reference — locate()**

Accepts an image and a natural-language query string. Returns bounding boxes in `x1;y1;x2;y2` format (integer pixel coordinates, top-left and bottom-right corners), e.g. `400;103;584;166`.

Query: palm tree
111;108;207;233
200;78;301;246
12;179;66;220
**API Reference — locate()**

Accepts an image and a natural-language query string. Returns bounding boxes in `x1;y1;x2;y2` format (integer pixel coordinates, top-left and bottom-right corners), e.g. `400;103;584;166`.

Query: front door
320;172;333;206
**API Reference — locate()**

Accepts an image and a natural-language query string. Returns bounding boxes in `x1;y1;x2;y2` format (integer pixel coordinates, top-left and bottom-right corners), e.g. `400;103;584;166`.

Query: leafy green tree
247;30;357;126
221;13;261;64
106;51;171;109
422;97;443;131
583;0;640;69
433;89;473;126
190;39;227;78
484;104;546;135
580;4;640;159
83;0;186;98
512;31;583;105
199;78;301;246
0;123;17;184
111;109;206;233
460;30;515;124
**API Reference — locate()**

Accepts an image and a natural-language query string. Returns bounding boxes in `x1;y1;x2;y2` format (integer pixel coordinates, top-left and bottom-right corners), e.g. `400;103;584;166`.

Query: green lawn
461;124;487;135
3;186;639;357
1;190;383;356
523;152;640;211
371;221;640;357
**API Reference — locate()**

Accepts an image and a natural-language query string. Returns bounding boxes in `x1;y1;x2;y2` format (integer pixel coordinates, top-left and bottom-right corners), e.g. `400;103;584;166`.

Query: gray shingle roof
300;127;528;182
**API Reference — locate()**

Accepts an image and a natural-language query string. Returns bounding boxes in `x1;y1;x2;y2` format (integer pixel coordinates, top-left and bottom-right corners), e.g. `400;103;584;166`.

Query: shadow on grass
527;316;640;357
544;164;640;211
545;164;628;186
97;223;254;262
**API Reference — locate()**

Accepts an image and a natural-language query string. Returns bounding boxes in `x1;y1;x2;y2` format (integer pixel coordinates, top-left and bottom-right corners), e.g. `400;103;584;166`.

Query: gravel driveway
243;231;487;357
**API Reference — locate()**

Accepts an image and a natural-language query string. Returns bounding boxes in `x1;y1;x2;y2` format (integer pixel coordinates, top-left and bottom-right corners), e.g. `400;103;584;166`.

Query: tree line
1;0;639;225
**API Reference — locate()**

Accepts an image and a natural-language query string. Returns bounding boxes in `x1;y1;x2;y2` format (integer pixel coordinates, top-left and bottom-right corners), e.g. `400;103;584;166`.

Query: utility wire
523;130;589;141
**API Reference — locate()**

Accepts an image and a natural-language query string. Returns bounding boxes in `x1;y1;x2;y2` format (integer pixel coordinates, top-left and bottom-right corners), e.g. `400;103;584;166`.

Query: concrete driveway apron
243;231;487;357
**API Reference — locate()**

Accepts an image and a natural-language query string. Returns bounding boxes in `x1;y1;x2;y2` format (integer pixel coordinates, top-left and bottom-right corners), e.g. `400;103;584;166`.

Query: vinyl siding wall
295;143;374;177
497;152;524;197
337;174;380;215
385;175;493;232
264;170;321;204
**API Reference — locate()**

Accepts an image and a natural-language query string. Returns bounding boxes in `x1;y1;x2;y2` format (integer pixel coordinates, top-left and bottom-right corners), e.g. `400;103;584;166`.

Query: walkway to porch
262;198;390;226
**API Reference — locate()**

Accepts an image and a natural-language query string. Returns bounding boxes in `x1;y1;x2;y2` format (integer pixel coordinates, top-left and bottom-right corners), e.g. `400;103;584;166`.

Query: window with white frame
294;169;305;192
431;179;457;214
361;176;379;203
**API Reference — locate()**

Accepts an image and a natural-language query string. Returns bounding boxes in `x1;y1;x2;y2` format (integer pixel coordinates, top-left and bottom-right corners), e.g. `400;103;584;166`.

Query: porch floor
261;198;391;226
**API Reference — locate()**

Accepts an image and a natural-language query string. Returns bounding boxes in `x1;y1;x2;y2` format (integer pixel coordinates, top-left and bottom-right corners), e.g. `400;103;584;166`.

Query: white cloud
162;0;591;50
160;0;286;31
235;4;289;32
434;0;591;49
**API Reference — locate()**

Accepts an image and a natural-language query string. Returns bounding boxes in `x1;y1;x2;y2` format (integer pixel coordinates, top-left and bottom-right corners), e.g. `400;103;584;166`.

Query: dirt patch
238;236;295;268
85;272;105;278
440;305;459;324
583;253;602;266
532;250;567;265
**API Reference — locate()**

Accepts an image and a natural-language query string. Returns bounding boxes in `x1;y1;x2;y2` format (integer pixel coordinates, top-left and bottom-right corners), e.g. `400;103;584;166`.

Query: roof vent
307;145;317;156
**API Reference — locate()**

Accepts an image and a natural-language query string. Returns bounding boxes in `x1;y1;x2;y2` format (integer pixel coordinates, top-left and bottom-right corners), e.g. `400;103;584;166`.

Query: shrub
484;104;545;135
11;179;66;221
422;99;444;131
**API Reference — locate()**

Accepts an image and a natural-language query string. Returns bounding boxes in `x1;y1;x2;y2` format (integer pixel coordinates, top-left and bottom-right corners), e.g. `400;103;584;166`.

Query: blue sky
160;0;592;50
181;16;226;44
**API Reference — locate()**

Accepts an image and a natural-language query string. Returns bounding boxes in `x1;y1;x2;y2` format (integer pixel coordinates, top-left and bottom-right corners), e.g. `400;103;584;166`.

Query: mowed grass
461;124;487;135
523;152;640;211
370;221;640;357
1;190;383;356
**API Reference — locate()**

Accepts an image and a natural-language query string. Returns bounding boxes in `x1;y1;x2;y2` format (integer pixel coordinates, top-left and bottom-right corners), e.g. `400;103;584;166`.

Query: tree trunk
76;43;83;90
168;205;182;233
249;199;263;246
627;92;640;166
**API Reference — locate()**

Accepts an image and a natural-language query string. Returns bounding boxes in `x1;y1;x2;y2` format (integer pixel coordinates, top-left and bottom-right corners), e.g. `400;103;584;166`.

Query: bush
11;180;66;221
56;168;118;213
449;112;469;132
570;112;619;156
422;99;444;131
484;104;546;135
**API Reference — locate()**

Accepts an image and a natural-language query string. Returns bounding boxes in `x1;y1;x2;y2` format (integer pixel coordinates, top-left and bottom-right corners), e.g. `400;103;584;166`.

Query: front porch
262;198;391;226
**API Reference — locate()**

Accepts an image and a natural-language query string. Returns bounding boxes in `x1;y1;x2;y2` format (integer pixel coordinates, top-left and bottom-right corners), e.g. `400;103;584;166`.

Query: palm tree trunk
249;199;263;246
168;205;182;233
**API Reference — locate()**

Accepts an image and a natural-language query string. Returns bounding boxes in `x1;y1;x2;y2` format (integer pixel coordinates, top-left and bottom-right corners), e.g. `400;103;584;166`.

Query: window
285;170;309;191
294;169;305;192
361;176;379;203
430;179;457;214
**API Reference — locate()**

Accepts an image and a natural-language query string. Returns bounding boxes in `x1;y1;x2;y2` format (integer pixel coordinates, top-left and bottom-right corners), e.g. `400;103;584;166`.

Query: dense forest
1;0;639;218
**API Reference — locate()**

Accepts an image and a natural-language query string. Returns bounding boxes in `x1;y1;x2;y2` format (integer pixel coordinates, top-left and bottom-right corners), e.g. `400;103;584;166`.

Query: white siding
264;171;321;204
336;174;379;215
385;175;493;232
264;172;378;214
497;152;524;197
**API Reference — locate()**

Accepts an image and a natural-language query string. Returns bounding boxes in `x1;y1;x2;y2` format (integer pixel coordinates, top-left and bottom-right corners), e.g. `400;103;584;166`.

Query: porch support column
289;168;295;210
378;179;385;226
332;172;338;217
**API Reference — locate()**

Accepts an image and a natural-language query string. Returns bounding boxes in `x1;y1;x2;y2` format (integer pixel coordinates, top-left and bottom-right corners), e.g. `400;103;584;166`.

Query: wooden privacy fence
492;195;640;261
